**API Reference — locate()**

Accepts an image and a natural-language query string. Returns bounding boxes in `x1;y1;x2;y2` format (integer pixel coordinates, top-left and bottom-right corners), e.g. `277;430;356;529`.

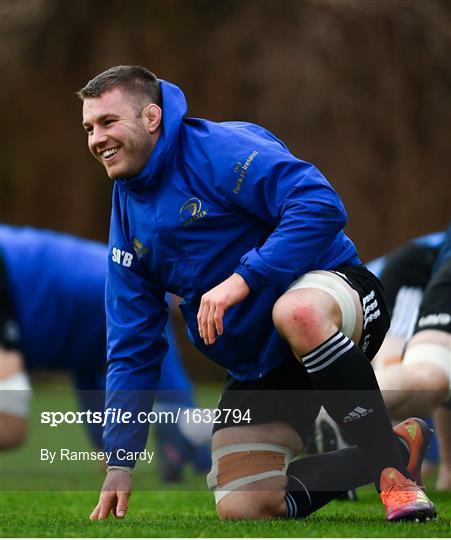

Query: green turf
1;383;450;537
1;490;450;537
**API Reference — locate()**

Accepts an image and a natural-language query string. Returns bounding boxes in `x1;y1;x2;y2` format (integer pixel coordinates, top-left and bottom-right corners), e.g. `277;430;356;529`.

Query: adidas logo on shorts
418;313;451;328
363;290;380;330
343;406;373;423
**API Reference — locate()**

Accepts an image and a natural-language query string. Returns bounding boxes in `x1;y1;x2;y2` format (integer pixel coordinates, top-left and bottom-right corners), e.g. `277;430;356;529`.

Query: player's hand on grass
89;469;132;521
197;273;250;345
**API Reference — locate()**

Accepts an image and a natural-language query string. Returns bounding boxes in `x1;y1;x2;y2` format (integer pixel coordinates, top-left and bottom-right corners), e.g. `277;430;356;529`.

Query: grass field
1;382;450;537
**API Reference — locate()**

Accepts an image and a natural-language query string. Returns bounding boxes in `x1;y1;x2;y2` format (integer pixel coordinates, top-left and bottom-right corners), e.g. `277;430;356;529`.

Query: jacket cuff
106;465;134;476
234;264;264;291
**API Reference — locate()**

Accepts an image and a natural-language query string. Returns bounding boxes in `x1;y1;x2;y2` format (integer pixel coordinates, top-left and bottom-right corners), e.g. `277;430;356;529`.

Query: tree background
1;0;450;377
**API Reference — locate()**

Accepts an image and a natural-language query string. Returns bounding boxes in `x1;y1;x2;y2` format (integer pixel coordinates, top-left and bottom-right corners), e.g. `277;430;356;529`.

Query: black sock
284;437;410;519
301;331;409;489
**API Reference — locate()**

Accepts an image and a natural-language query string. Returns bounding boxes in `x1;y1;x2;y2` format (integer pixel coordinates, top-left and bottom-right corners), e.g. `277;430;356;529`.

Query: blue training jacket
0;224;193;396
104;80;360;464
1;225;107;377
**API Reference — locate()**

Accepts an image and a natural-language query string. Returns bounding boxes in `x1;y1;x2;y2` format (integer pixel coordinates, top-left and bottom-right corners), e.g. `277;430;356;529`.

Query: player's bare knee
0;349;25;379
389;364;449;417
0;414;27;449
403;332;451;407
0;368;32;448
273;290;323;327
273;292;338;351
272;293;295;335
1;431;27;449
217;485;285;520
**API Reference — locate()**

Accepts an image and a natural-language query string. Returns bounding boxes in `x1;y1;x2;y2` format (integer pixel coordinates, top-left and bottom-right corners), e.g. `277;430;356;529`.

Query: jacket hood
116;80;188;192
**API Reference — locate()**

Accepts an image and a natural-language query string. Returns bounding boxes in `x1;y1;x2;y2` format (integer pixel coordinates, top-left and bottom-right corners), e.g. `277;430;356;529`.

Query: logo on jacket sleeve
179;197;208;227
233;150;258;194
111;247;133;267
133;238;149;260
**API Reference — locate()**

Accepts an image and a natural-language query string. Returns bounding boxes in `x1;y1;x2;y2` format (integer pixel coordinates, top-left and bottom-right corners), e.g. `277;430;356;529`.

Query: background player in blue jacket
79;65;435;522
0;224;211;482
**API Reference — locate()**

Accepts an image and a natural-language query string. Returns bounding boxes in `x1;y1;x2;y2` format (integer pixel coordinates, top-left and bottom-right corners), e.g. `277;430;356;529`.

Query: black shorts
330;264;390;360
415;259;451;409
0;251;21;350
213;264;390;440
414;259;451;335
379;243;439;313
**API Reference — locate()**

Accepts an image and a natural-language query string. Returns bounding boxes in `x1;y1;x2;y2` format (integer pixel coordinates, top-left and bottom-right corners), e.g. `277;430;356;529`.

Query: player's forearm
102;362;160;467
102;387;155;467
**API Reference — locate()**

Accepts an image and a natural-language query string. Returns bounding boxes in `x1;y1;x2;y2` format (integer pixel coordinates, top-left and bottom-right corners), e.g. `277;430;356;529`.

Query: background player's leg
373;335;405;370
376;249;451;418
376;330;450;418
0;348;30;449
434;405;451;491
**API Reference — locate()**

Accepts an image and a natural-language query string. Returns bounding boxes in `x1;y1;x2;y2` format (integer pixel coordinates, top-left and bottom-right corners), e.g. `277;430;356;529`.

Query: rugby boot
380;467;436;522
393;417;433;488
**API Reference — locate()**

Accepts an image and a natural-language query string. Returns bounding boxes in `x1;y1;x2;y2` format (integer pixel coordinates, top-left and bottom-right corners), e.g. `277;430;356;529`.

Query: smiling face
82;86;161;179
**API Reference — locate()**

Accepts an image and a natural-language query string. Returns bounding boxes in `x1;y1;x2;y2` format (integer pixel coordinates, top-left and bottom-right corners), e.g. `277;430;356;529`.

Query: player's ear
143;103;162;134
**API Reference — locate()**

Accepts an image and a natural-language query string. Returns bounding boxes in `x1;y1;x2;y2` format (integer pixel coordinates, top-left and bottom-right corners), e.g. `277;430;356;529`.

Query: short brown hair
77;65;161;109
